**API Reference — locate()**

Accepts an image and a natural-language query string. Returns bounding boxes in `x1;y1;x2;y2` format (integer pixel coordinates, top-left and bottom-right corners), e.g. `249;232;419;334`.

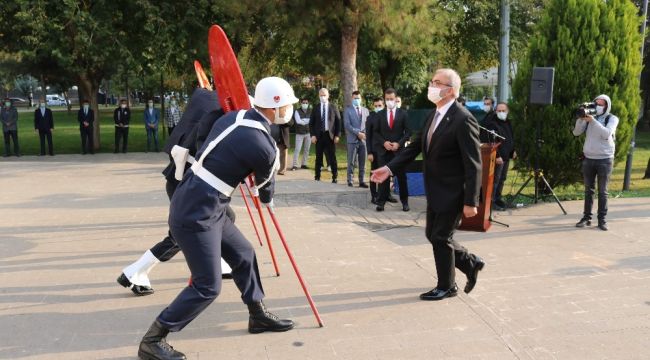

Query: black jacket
34;108;54;131
387;101;482;212
372;108;410;156
114;107;131;126
481;113;514;161
77;108;94;127
365;112;380;155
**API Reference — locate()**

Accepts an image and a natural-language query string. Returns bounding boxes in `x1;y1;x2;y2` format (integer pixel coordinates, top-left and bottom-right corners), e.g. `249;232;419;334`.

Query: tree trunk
340;4;361;107
644;157;650;179
78;75;101;151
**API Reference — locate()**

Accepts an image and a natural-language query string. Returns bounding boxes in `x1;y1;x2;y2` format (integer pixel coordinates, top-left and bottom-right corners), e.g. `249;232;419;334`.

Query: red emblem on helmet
273;96;281;103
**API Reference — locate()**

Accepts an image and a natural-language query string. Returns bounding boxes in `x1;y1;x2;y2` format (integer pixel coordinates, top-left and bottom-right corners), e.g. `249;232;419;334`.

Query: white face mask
274;105;293;125
483;105;492;113
39;103;45;108
301;103;309;111
171;100;177;106
83;105;89;111
148;102;154;108
319;96;328;103
396;102;402;109
120;104;127;109
596;105;605;115
385;100;396;109
427;86;443;104
497;112;508;121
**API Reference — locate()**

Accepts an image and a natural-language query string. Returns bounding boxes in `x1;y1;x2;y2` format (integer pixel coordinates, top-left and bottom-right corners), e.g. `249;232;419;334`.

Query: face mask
319;96;328;103
396;102;402;109
39;103;45;108
374;107;383;113
497;112;508;121
427;86;443;104
4;102;10;107
596;105;605;115
148;102;154;107
171;100;177;106
301;104;309;111
121;104;127;109
83;105;89;111
483;105;492;113
274;105;293;125
352;98;361;107
385;100;396;109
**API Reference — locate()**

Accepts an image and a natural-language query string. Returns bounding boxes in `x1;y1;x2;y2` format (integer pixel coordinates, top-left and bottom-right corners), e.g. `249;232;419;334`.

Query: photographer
572;94;619;231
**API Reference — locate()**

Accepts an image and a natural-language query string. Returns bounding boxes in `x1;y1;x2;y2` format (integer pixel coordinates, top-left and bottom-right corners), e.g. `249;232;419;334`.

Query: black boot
117;273;154;296
247;302;294;334
138;321;186;360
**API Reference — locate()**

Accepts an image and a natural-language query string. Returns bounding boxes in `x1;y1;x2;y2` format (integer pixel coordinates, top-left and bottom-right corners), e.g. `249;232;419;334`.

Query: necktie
426;111;441;151
322;104;327;131
389;110;394;129
357;107;361;119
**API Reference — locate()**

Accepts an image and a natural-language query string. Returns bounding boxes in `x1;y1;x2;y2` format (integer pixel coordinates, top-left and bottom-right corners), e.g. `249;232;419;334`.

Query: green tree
510;0;643;188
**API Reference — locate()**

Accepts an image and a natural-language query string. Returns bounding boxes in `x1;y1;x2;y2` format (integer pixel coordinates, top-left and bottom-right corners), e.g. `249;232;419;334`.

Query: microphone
478;124;506;140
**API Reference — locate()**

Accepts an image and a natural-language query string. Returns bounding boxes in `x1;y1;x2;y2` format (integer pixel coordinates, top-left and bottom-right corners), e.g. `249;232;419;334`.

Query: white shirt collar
435;99;454;119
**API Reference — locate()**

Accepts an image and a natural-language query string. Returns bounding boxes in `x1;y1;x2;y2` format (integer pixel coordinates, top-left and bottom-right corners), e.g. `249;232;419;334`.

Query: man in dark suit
114;99;130;153
78;99;94;154
309;88;341;183
365;97;384;204
371;68;485;301
34;99;54;156
373;88;411;212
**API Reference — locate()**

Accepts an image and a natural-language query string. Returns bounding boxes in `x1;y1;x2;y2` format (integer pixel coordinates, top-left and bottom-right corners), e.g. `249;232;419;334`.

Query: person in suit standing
34;99;55;156
2;98;20;157
373;88;411;212
371;68;485;301
366;97;384;204
114;99;130;153
78;100;94;154
343;90;370;187
309;88;341;183
144;99;161;152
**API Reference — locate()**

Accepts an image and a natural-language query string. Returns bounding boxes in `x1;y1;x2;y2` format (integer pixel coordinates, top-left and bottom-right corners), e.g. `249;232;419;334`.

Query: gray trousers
582;157;613;221
492;159;509;202
347;141;367;184
293;133;311;167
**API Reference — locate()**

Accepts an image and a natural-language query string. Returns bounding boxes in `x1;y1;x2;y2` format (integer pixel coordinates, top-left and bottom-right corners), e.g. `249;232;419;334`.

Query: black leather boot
247;302;294;334
138;321;186;360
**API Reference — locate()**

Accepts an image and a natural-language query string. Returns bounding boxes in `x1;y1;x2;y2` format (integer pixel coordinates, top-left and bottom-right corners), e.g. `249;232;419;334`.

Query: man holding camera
573;94;619;231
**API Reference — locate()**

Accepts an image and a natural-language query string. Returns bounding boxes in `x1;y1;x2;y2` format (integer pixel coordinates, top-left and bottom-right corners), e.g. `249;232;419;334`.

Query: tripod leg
539;175;568;215
240;186;264;246
266;205;324;327
507;174;534;209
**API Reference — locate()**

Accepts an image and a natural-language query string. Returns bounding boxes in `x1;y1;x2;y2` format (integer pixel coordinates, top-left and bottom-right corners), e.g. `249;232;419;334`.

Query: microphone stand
478;124;509;228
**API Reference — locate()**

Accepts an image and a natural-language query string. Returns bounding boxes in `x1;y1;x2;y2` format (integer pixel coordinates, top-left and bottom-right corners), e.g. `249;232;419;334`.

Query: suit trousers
3;130;19;156
38;130;53;155
146;127;159;152
292;133;311;167
425;206;481;289
114;127;129;153
278;143;288;173
378;151;408;205
158;206;265;332
492;159;509;202
314;133;337;180
346;141;367;184
80;126;94;154
369;152;379;200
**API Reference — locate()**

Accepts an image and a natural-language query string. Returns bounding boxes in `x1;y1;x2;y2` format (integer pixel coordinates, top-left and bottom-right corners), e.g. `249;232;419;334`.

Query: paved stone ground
0;154;649;360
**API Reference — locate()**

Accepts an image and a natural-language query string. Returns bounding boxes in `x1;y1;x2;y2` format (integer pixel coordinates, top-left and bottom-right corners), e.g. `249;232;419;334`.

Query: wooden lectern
458;143;499;232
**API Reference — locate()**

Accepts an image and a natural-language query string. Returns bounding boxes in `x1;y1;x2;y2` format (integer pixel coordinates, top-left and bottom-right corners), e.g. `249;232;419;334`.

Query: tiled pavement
0;154;648;359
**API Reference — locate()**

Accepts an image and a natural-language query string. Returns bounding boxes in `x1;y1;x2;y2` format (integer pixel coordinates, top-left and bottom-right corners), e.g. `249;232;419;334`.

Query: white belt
190;110;278;197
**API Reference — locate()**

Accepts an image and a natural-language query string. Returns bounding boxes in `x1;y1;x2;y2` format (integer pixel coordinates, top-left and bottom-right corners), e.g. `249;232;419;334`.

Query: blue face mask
352;98;361;107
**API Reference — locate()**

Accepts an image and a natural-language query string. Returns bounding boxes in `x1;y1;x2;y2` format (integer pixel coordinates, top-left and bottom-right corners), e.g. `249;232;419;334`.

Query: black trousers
369;151;379;200
492;159;509;202
150;179;236;262
425;206;480;289
314;132;337;180
80;126;94;154
158;199;264;332
582;158;613;221
114;127;129;153
38;130;54;155
3;130;19;156
167;126;175;136
378;151;408;205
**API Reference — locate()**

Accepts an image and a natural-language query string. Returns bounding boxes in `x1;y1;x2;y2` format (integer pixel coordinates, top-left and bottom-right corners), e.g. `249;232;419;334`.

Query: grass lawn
5;106;650;200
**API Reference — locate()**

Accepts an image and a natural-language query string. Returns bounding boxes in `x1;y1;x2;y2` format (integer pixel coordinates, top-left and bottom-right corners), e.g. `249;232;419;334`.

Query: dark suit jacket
365;112;379;155
373;108;410;156
78;108;94;128
34;108;54;131
309;102;341;140
114;107;131;126
270;123;291;148
387;101;482;212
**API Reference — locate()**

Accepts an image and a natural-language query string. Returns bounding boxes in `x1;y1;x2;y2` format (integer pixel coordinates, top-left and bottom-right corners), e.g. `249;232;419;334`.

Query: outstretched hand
370;166;391;184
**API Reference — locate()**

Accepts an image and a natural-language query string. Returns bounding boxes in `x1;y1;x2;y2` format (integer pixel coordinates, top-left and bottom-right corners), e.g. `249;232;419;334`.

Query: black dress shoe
347;182;353;187
332;179;337;184
494;199;507;208
387;197;398;203
138;320;186;360
359;183;369;188
376;204;385;212
464;258;485;294
301;165;309;169
420;285;458;301
117;273;154;296
598;221;608;231
371;197;378;205
576;217;591;228
402;204;410;212
247;302;294;333
314;177;320;181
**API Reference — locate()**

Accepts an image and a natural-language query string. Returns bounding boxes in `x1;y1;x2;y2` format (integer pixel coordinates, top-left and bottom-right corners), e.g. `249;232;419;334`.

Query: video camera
575;102;597;118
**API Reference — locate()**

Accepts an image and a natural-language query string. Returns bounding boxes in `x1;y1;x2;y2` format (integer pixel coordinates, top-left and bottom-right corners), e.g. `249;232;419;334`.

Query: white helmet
253;77;299;108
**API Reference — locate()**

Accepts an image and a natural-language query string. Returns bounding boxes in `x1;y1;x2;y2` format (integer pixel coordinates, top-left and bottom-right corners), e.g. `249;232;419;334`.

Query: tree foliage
510;0;643;188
